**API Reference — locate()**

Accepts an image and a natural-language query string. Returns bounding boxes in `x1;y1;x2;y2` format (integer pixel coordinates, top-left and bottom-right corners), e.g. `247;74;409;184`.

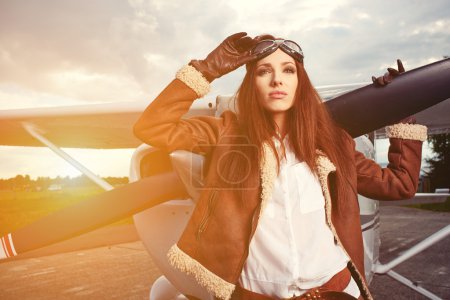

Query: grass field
0;187;133;237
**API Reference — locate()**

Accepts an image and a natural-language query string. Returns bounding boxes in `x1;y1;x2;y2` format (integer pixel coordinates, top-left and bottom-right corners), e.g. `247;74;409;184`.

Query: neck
272;112;287;138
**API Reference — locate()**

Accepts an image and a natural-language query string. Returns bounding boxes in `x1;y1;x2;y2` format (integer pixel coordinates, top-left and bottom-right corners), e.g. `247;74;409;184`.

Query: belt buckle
286;289;322;300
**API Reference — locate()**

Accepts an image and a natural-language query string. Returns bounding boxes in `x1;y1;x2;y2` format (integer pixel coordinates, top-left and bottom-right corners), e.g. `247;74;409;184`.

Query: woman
134;33;427;300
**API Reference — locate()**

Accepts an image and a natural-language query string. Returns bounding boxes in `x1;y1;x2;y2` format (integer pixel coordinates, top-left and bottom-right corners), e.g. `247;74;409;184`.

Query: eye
284;66;296;74
256;67;272;76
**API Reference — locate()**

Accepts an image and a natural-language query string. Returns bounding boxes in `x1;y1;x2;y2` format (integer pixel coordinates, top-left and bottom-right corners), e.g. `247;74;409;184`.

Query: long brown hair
226;58;353;206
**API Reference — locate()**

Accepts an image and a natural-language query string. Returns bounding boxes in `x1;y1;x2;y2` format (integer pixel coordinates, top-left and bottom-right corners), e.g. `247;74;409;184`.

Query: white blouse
238;136;360;298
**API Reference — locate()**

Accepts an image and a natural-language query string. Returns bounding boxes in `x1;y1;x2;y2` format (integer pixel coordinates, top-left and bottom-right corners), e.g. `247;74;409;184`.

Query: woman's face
254;49;298;117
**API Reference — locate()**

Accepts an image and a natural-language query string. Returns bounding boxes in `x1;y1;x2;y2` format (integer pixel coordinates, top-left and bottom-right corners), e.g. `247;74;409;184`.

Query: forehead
256;49;296;67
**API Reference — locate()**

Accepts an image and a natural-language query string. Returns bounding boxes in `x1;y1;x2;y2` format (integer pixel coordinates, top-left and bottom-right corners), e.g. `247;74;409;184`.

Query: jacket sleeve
133;65;236;155
355;123;427;200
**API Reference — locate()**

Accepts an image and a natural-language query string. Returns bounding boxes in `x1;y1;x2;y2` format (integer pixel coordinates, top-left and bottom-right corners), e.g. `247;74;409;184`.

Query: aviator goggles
251;39;304;63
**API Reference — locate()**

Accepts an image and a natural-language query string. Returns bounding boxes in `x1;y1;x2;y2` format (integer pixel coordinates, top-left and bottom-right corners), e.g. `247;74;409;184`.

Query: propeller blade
1;172;187;259
326;58;450;137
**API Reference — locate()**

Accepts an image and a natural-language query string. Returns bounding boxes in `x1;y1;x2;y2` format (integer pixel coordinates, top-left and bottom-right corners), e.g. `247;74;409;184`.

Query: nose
271;71;283;86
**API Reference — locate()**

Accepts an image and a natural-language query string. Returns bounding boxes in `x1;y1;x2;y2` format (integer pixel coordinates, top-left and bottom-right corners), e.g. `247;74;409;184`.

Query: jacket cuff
176;65;210;98
386;123;427;142
167;244;235;300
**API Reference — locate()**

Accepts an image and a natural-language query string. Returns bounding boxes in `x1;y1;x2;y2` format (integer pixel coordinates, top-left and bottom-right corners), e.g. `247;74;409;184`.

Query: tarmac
0;205;449;300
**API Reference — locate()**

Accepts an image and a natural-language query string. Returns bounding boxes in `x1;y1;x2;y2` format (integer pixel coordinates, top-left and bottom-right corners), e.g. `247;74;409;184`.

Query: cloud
1;0;448;106
0;0;447;177
0;0;141;104
0;0;246;105
303;0;450;84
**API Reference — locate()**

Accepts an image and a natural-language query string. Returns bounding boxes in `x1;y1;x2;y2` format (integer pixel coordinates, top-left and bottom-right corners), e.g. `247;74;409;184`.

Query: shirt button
288;284;300;295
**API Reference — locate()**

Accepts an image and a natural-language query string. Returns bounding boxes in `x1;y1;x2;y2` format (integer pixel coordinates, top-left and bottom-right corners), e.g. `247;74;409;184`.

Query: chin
267;105;292;113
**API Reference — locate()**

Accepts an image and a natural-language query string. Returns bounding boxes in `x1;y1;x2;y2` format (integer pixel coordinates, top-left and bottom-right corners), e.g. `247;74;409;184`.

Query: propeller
326;58;450;137
1;172;187;259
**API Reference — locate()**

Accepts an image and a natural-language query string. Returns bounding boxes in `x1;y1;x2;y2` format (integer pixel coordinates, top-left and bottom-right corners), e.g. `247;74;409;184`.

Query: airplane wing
1;95;447;149
0;99;215;149
316;82;369;100
374;98;450;138
1;58;448;150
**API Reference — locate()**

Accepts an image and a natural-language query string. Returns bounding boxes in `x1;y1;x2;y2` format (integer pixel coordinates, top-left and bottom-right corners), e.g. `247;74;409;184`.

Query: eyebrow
256;61;295;68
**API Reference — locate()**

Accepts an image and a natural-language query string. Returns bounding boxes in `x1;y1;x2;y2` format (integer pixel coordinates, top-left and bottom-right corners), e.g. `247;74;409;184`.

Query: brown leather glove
189;32;257;82
372;59;416;124
372;59;405;86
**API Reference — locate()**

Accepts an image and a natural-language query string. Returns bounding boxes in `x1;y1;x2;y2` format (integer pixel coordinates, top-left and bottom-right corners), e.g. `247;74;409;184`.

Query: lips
269;91;287;99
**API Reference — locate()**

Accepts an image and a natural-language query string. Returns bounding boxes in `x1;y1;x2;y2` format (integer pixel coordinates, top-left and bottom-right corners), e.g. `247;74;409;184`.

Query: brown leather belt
232;267;358;300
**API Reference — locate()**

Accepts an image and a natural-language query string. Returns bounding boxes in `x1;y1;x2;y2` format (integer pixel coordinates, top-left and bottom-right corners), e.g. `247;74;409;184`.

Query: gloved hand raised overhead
189;32;257;82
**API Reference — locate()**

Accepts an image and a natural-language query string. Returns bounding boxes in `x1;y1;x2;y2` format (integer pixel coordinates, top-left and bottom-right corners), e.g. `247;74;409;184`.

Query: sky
0;0;448;179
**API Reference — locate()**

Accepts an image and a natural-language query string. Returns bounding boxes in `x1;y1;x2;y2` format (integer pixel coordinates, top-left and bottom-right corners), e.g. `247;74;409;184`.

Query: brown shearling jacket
134;65;427;300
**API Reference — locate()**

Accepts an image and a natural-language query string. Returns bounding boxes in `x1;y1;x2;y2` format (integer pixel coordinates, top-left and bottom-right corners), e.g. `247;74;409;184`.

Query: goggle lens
251;39;304;62
283;41;302;54
252;40;278;55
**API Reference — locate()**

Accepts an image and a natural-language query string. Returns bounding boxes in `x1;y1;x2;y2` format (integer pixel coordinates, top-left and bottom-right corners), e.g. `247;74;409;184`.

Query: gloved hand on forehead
189;32;258;82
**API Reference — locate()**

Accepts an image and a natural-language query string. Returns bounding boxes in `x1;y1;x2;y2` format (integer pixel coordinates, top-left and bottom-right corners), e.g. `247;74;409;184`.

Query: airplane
0;58;449;300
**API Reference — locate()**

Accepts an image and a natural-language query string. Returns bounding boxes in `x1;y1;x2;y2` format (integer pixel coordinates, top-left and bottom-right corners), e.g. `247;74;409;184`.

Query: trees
0;175;129;190
425;133;450;191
